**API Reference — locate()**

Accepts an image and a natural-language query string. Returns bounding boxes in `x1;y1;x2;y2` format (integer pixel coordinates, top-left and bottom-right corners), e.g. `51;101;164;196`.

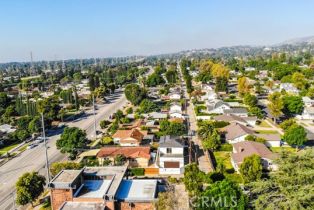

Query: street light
41;112;50;183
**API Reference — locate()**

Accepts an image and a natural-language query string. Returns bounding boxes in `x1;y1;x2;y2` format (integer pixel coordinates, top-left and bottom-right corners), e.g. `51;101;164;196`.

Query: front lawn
259;120;271;128
270;146;296;153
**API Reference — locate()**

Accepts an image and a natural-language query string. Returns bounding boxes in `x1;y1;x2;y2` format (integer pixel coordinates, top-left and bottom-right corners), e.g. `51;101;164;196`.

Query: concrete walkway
186;100;214;173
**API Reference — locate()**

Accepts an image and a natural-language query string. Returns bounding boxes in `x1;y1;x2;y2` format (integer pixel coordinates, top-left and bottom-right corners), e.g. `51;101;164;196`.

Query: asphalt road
0;90;128;210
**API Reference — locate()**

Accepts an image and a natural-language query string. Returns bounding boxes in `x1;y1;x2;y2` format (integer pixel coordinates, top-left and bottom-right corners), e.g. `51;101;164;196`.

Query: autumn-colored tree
211;63;229;79
267;92;283;123
237;77;250;96
292;72;307;90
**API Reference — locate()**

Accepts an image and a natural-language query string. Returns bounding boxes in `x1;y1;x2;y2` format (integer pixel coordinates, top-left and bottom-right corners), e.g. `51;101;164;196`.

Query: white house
298;107;314;120
224;107;248;117
231;141;278;172
207;100;231;114
169;110;184;119
222;123;254;144
169;92;181;100
202;90;218;102
170;102;182;113
245;67;256;72
302;97;314;107
255;133;281;147
280;83;299;95
157;136;185;174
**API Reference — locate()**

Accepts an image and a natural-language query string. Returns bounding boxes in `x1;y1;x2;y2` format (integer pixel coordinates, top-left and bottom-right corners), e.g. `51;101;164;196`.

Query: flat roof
115;179;157;202
51;169;83;184
60;202;105;210
78;180;112;198
83;166;127;199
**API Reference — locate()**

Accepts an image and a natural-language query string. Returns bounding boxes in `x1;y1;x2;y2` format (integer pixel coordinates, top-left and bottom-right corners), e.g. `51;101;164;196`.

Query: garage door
164;161;180;168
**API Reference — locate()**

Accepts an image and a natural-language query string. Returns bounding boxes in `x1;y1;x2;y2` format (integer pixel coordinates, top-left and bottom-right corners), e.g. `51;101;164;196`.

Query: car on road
27;144;38;150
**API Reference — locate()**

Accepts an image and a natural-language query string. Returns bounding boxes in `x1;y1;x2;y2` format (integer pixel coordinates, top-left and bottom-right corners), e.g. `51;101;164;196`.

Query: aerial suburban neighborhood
0;1;314;210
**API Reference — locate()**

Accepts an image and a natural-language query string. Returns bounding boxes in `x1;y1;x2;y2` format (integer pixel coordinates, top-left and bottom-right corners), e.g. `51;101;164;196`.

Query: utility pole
92;94;97;140
11;191;15;210
41;113;50;183
30;51;34;75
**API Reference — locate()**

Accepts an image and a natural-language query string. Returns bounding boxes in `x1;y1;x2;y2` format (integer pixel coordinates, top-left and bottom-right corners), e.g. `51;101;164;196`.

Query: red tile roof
112;128;144;142
97;146;151;159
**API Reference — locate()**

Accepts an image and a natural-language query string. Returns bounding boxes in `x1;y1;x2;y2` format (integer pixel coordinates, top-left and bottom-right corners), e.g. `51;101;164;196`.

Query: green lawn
270;146;296;153
259;120;271;128
255;130;279;134
213;151;243;184
0;143;20;155
214;151;233;170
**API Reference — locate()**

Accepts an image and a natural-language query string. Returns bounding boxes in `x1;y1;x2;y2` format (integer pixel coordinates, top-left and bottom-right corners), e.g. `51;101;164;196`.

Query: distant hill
278;36;314;45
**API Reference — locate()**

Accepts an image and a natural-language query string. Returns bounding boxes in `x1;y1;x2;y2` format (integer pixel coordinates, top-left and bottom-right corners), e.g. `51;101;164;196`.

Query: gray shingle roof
159;135;184;148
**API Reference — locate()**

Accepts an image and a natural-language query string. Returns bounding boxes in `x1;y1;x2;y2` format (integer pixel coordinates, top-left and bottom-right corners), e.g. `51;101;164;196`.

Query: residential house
0;124;16;133
97;146;151;167
214;114;257;127
169;102;184;119
202;90;218;103
231;141;278;172
221;123;255;144
280;83;300;95
256;70;268;80
148;112;168;120
298;107;314;120
255;133;281;147
223;107;248;117
245;67;256;72
302;96;314;107
157;136;185;174
112;129;144;146
49;166;158;210
207;99;231;114
169;92;181;100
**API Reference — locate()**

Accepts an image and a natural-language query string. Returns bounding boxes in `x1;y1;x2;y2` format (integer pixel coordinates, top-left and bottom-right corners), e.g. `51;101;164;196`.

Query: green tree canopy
16;172;46;206
282;124;307;149
202;129;221;151
139;99;159;113
56;127;88;157
240;154;263;183
282;95;304;116
243;93;258;107
124;84;146;105
249;148;314;209
197;179;248;210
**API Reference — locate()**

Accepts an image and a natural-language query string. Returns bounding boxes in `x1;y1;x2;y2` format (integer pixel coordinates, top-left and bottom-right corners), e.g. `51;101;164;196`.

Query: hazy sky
1;0;314;62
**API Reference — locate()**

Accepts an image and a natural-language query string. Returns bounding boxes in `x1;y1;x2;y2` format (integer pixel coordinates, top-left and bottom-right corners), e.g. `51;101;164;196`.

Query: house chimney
239;147;244;152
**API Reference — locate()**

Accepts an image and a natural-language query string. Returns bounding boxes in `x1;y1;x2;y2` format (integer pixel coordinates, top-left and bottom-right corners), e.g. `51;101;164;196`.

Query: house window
166;148;172;154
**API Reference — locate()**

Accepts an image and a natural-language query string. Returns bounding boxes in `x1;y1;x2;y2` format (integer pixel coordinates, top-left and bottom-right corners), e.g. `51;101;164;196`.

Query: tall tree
249;149;314;209
282;124;307;150
124;84;146;105
240;154;263;183
237;77;250;96
198;180;248;210
202;129;221;151
56;127;88;157
267;92;283;123
16;172;46;206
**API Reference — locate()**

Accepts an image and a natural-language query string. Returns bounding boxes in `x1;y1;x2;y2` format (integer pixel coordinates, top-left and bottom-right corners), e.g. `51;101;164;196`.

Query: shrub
130;168;145;176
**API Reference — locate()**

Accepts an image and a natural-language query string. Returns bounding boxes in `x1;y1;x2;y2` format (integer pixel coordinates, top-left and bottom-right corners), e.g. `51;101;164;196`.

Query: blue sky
0;0;314;62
